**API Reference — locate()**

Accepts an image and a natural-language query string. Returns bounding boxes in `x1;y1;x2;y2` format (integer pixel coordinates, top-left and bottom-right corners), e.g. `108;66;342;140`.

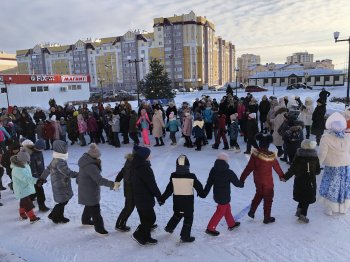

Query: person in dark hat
319;88;330;105
28;139;50;212
240;134;285;224
131;145;163;246
311;99;326;145
161;155;204;242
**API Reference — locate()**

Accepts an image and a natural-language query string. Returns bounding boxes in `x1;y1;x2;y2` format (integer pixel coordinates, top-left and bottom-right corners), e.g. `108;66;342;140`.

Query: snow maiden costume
318;112;350;215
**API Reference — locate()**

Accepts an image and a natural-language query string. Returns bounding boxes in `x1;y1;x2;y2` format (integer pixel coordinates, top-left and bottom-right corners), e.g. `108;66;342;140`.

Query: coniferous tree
141;59;174;99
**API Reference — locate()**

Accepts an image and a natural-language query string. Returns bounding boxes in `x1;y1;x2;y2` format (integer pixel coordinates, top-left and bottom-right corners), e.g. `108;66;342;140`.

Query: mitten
157;197;165;206
113;182;121;191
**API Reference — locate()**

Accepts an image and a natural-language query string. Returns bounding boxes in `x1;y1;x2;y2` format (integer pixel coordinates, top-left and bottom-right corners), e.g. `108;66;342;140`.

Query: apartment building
16;11;235;90
286;52;314;64
236;54;261;84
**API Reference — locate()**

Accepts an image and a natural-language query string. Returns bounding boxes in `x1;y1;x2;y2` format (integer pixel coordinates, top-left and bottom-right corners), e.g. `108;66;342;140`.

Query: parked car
286;83;313;90
245;85;268;92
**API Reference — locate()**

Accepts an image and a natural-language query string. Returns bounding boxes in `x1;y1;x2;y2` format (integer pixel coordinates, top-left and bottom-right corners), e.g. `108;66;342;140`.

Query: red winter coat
240;148;284;187
87;117;98;133
237;104;246;120
43;122;55;140
217;115;227;132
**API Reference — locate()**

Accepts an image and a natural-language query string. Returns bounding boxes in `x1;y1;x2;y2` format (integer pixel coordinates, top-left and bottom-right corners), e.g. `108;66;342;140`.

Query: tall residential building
286;52;314;64
0;51;17;73
16;11;235;90
237;54;261;83
151;11;235;88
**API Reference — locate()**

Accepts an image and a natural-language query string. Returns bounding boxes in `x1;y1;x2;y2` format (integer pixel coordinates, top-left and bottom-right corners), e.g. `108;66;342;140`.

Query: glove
157;197;165;206
280;177;286;182
113;182;121;191
36;178;45;187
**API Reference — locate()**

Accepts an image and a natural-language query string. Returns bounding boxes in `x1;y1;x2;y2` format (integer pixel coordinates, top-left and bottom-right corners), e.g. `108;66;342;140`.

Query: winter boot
212;143;219;149
82;220;94;226
19;208;28;220
115;222;131;232
27;210;40;224
295;208;302;217
39;204;50;212
146;237;158;245
0;182;6;191
248;210;255;219
164;226;174;233
235;147;241;153
159;137;165;146
151;224;158;231
154;138;160;147
263;217;276;224
298;215;309;223
228;222;241;231
276;146;283;157
205;229;220;236
96;228;109;235
223;142;229;150
181;236;195;243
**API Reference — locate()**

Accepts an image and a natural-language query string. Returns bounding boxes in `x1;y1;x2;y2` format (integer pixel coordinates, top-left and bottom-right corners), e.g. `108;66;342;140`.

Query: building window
31;86;36;92
159;42;162;45
272;78;276;84
325;76;330;81
77;85;82;90
37;86;43;92
43;86;49;91
297;77;302;82
316;76;320;82
264;79;268;84
334;75;340;81
158;27;161;31
281;78;285;83
1;88;7;93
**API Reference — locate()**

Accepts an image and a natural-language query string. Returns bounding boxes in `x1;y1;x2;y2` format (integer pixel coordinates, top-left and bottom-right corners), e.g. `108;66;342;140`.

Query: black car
287;83;313;90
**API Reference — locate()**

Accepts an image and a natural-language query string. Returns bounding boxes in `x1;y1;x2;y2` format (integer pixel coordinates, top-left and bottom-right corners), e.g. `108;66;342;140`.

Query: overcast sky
1;0;349;69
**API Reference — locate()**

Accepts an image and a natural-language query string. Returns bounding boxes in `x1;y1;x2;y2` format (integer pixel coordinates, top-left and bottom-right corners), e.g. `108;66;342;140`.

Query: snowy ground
1;87;350;262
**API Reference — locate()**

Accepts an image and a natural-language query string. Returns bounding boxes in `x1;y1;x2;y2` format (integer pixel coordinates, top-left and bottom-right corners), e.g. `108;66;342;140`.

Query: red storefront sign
0;74;90;84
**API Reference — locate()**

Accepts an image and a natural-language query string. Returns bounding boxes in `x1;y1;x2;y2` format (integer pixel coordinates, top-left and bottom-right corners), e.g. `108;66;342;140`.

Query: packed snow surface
0;86;349;262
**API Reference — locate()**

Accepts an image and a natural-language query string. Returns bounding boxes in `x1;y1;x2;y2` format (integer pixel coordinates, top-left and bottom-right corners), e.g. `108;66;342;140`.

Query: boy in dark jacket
1;140;21;190
284;139;320;223
240;134;284;224
29;139;50;212
244;113;259;154
228;113;240;152
131;145;163;246
201;153;244;236
161;155;203;242
114;153;135;232
192;115;206;151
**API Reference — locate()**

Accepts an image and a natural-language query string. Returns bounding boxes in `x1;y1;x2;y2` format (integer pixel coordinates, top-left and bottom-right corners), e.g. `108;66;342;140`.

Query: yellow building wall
95;52;117;87
17;62;29;74
149;47;164;63
51;59;70;74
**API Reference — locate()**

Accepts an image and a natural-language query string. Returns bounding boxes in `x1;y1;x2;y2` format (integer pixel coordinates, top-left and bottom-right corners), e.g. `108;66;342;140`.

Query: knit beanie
34;139;46;151
217;152;229;162
176;155;190;166
133;145;151;160
301;139;317;150
17;149;30;165
53;140;68;154
21;139;34;147
256;133;273;149
88;143;101;159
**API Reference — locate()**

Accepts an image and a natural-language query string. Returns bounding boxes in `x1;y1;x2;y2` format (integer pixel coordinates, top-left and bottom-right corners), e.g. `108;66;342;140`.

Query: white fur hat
21;139;34;147
325;112;347;132
301;139;317;150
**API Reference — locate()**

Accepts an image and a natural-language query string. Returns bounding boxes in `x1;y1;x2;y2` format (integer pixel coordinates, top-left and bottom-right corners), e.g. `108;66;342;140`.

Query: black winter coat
131;155;162;210
203;159;243;205
311;105;326;136
115;154;134;198
284;148;321;204
162;166;203;214
246;119;259;141
259;100;270;122
284;124;304;161
30;150;45;178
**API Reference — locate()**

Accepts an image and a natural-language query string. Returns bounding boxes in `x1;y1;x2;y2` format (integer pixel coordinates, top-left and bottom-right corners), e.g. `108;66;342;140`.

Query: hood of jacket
10;155;26;168
78;153;100;170
296;148;318;158
251;148;277;162
274;106;287;117
193;120;204;129
212;159;229;173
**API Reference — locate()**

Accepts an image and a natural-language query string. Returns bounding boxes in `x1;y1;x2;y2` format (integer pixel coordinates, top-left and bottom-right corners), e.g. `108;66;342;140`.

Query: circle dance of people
1;90;350;245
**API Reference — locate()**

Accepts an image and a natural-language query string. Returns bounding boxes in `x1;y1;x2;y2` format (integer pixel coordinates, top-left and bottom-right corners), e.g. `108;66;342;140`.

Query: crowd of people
0;87;350;246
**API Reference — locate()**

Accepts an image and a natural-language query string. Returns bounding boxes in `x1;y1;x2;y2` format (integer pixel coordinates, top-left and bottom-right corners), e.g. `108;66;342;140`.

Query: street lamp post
334;31;350;107
273;71;276;96
127;55;144;108
235;68;239;96
304;72;309;87
98;77;105;104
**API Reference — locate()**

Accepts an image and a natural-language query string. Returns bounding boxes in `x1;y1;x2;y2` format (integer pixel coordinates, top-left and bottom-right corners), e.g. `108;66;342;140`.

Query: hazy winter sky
1;0;349;69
